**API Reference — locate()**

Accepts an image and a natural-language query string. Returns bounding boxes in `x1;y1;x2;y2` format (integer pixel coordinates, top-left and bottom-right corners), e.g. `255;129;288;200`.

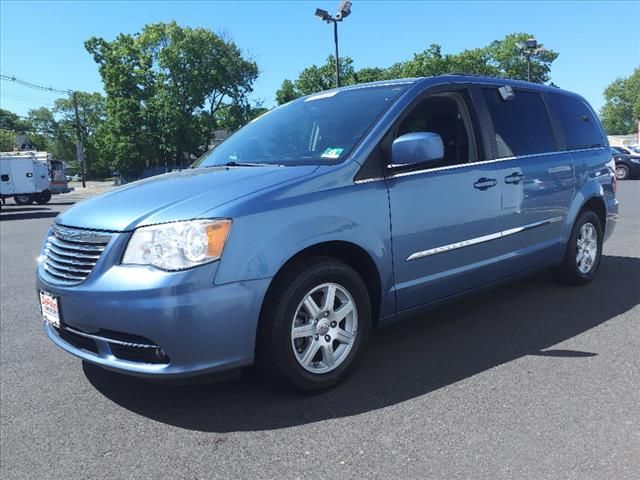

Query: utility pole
72;91;86;188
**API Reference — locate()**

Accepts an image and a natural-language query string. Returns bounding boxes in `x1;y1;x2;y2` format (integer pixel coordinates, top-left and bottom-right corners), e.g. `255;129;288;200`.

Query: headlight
122;219;231;271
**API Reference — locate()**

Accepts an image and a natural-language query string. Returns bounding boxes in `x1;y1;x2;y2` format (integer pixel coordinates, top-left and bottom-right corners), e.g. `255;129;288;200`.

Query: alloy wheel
576;222;598;274
291;282;358;374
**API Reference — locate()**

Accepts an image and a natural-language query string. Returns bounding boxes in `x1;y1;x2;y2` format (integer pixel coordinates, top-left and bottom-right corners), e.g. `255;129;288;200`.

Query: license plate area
39;290;60;328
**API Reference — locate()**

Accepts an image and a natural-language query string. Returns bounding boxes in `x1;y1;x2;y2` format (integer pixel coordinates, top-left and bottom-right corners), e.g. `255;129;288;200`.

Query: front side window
395;92;477;168
483;88;556;158
194;84;409;167
547;93;605;150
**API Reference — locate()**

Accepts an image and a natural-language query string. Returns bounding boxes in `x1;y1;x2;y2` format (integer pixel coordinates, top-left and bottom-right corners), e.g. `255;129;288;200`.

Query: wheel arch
579;196;606;230
563;180;608;244
261;240;383;327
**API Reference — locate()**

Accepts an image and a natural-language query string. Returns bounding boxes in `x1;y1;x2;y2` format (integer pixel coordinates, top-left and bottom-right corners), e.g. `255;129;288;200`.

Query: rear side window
483;88;556;158
546;93;604;150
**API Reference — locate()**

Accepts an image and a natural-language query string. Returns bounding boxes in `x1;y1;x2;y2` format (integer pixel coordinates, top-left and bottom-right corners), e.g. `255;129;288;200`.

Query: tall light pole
314;1;352;88
516;38;545;82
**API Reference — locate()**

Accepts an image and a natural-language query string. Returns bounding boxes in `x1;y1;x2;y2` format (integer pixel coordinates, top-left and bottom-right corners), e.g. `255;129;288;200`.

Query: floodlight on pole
516;37;546;82
314;1;353;88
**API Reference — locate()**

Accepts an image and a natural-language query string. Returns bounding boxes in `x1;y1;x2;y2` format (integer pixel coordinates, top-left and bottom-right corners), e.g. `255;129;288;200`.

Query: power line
1;72;86;187
0;73;72;95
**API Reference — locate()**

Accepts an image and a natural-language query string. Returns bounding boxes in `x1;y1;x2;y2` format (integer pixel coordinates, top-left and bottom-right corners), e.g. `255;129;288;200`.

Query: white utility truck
0;151;52;205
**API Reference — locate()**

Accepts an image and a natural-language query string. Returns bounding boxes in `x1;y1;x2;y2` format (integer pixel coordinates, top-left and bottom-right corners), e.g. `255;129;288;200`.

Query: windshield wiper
222;161;274;167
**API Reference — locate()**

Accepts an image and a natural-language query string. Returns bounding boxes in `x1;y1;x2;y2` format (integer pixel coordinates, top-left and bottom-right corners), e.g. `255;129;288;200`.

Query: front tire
256;256;371;392
14;194;33;205
555;210;603;285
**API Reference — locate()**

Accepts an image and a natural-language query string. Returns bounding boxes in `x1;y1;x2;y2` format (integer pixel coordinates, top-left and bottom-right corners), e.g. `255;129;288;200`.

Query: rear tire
14;194;33;205
615;164;630;180
555;210;603;285
35;190;52;204
256;256;371;392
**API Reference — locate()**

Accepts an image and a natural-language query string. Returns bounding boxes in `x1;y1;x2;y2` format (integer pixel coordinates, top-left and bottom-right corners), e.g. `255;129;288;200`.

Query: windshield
194;83;409;167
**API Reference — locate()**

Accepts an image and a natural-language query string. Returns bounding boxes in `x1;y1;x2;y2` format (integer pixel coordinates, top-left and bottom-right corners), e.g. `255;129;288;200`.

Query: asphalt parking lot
1;182;638;480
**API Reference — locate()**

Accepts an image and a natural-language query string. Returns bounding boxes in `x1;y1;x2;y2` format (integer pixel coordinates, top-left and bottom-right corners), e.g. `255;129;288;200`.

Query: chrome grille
42;225;112;285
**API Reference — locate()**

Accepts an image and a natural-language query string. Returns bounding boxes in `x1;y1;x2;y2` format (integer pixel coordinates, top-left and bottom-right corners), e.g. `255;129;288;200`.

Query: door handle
505;172;525;184
473;177;498;190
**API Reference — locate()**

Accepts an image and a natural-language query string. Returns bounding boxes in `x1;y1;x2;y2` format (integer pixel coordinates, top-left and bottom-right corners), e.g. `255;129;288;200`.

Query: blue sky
1;0;639;117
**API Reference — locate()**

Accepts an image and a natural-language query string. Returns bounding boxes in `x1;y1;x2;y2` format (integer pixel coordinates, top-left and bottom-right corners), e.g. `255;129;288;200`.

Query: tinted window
397;93;476;167
194;84;408;167
483;88;556;158
546;93;604;150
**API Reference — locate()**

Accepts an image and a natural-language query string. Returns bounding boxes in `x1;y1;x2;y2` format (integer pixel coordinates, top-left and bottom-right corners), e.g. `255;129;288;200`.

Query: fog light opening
155;347;169;363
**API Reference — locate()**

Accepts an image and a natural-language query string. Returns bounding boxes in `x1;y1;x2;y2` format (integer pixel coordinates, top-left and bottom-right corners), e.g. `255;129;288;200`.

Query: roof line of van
302;74;583;104
332;74;572;96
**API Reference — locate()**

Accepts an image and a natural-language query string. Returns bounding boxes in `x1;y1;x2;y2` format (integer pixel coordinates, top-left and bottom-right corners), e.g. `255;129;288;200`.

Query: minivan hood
56;165;317;231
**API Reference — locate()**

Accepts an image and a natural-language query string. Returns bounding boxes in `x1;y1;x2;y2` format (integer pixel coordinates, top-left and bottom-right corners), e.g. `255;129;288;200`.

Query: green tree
0;109;30;132
276;56;358;104
25;107;58;151
214;101;268;132
600;68;640;135
486;33;558;83
279;33;560;101
0;128;16;150
354;67;392;83
295;56;357;95
85;21;258;175
275;79;300;105
52;92;108;177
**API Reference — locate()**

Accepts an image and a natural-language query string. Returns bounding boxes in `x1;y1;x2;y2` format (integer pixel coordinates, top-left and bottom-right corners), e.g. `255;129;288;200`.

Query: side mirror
389;132;444;169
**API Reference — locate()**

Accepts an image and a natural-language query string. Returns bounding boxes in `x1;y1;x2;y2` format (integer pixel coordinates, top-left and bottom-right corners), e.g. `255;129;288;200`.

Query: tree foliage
0;95;107;177
276;33;559;104
0;109;30;132
85;21;258;174
0;129;16;151
600;68;640;135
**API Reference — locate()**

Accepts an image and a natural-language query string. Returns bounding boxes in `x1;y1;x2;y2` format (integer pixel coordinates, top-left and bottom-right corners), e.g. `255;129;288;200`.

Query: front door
385;89;505;312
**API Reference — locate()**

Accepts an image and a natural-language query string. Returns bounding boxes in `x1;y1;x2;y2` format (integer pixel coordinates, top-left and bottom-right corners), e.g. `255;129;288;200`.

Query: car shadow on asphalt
84;255;640;433
0;206;50;213
0;209;59;221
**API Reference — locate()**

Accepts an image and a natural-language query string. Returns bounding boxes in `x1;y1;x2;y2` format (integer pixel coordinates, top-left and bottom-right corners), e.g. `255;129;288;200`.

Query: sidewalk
60;180;116;201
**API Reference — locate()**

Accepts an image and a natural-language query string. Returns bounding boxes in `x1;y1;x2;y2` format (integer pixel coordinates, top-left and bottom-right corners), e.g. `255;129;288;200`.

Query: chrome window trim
406;216;564;261
354;146;606;184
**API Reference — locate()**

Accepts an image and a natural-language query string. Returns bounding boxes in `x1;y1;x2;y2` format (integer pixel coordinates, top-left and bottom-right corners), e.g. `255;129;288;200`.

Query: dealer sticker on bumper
39;291;60;328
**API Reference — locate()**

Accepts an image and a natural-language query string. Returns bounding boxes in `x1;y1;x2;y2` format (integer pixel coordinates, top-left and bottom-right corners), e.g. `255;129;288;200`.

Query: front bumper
37;262;271;378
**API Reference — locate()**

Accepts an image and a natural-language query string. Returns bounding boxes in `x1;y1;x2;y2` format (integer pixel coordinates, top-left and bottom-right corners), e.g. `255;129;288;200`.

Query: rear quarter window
482;88;556;158
546;93;605;150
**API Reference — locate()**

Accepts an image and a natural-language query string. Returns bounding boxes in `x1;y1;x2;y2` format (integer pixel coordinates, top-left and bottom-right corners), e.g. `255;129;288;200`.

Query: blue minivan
37;75;618;391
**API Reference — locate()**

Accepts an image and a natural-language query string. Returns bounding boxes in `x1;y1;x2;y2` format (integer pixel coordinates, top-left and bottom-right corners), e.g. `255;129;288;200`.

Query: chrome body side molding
406;216;564;261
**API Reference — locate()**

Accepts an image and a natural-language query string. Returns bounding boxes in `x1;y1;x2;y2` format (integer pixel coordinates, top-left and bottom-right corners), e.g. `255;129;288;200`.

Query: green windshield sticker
321;147;344;159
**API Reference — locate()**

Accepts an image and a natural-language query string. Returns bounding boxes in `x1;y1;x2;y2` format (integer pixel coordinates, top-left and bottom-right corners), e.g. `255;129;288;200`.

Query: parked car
628;145;640;155
613;146;633;155
37;75;618;391
611;147;640;180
